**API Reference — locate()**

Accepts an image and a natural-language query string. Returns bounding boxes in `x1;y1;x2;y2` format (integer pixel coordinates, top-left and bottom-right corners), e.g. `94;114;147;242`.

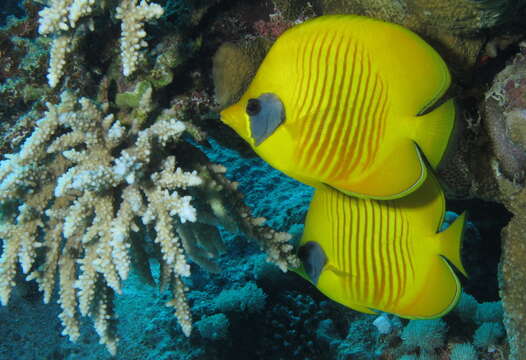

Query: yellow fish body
295;173;466;319
220;15;456;199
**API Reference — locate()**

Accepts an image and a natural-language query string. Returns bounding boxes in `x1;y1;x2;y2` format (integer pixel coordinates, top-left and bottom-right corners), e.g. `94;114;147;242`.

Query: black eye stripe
298;243;309;261
248;93;285;146
297;241;327;285
246;98;261;116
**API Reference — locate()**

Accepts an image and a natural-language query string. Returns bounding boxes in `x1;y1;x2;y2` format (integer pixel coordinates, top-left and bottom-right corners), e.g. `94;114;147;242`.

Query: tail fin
401;211;466;319
412;98;456;169
438;212;467;277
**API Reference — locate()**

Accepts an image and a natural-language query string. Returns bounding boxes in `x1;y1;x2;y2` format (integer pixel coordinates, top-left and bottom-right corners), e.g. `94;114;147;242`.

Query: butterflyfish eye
246;98;261;116
248;93;285;146
297;241;327;285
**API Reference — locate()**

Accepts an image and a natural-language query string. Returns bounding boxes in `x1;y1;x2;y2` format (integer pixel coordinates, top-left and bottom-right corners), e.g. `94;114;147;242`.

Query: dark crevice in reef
449;198;512;302
0;0;25;26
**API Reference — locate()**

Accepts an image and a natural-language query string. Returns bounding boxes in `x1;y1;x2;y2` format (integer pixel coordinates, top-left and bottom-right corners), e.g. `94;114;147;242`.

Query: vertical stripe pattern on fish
291;32;389;181
296;173;467;319
220;15;456;200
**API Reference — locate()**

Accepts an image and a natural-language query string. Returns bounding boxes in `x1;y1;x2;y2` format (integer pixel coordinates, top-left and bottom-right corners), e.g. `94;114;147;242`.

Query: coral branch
38;0;163;87
0;88;299;354
0;91;201;352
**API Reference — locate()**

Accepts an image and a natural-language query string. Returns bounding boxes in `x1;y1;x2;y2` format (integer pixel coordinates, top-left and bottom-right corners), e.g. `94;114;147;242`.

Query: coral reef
0;89;212;352
211;2;526;358
475;45;526;360
0;2;48;155
2;0;526;358
498;206;526;360
38;0;164;86
0;88;299;353
212;40;270;110
0;115;510;360
0;0;300;355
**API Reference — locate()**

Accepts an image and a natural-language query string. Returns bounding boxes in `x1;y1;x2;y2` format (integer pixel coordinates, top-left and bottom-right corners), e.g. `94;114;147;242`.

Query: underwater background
0;0;525;359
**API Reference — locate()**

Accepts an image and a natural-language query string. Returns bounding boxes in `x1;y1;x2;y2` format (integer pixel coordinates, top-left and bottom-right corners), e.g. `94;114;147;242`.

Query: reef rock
482;45;526;360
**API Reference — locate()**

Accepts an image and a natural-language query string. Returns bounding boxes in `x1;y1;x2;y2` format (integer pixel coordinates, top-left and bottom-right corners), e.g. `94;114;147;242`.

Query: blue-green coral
213;281;267;313
401;319;448;352
195;313;230;340
450;343;478;360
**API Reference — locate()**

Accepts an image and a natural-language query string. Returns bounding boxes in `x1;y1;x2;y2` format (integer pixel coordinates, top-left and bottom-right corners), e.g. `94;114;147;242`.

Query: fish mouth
220;103;251;142
219;106;233;125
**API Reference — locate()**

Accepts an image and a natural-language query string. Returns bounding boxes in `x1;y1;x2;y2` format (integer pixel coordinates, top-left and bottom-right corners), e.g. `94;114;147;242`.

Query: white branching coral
38;0;163;87
116;0;164;76
46;34;73;88
0;91;299;354
0;91;201;354
38;0;95;87
38;0;95;34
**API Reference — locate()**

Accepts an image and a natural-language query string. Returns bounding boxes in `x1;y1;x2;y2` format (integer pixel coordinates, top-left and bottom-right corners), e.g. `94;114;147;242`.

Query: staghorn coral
115;0;164;77
0;88;299;355
0;90;199;353
38;0;164;87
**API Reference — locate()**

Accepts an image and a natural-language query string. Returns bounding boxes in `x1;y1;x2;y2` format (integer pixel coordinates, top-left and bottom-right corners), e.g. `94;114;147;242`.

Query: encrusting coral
436;42;526;360
482;45;526;360
0;87;299;354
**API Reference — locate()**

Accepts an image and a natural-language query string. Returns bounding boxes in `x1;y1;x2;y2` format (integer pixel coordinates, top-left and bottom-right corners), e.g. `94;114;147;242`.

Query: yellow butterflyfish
220;15;456;199
294;173;467;319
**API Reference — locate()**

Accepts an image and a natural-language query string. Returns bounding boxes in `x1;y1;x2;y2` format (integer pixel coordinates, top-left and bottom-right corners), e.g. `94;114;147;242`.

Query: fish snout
220;104;250;141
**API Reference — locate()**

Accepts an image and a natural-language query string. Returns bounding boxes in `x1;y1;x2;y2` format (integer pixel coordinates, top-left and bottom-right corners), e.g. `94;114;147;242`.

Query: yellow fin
393;171;465;319
438;212;468;277
395;168;445;233
412;98;456;169
400;256;462;319
331;142;426;200
393;168;466;275
346;303;378;315
290;268;379;316
316;263;378;315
